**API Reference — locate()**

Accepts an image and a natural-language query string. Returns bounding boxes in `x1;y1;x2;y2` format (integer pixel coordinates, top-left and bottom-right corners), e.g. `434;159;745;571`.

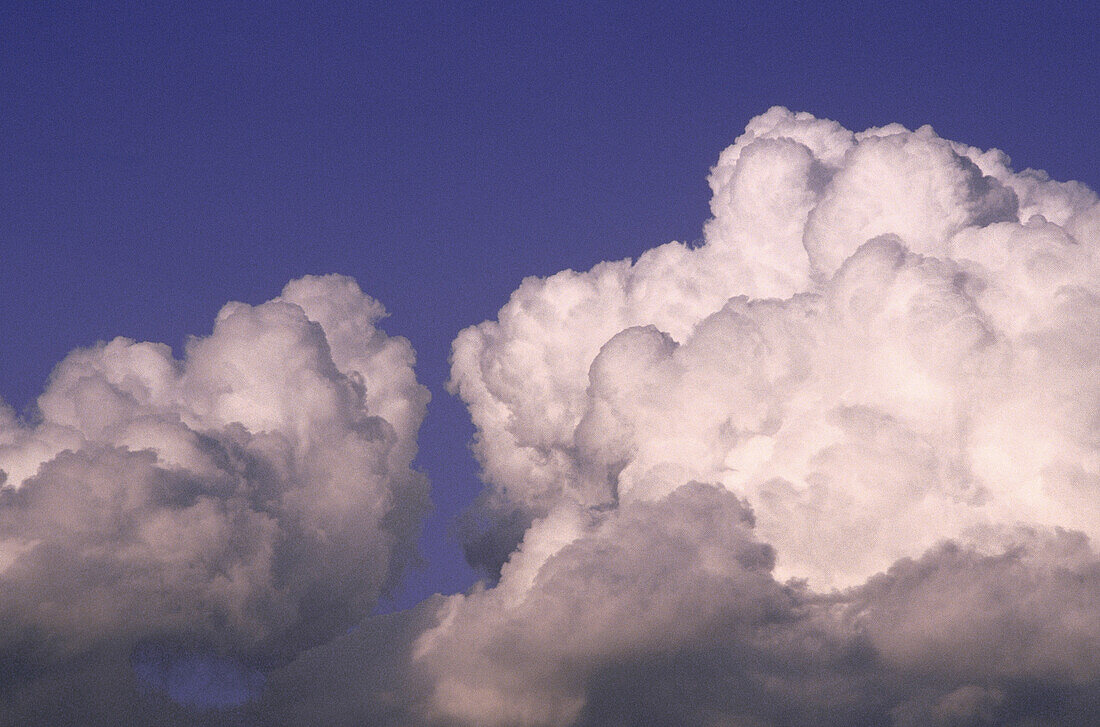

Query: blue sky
2;1;1099;716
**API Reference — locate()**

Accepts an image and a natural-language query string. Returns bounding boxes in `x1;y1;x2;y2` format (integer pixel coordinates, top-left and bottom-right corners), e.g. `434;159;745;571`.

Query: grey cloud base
5;109;1100;726
253;483;1100;721
256;485;1100;727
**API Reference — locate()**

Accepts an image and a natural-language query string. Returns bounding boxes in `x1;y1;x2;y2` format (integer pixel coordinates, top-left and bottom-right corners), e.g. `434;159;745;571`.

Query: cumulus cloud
423;107;1100;724
0;275;429;722
449;107;1100;585
8;108;1100;727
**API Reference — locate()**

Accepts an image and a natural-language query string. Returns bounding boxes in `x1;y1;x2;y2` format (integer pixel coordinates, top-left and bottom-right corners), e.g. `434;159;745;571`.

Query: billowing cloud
0;275;429;720
448;107;1100;585
416;107;1100;724
8;109;1100;727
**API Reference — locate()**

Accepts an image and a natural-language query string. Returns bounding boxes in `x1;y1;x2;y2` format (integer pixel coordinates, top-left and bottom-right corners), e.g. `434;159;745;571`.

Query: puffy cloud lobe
0;275;429;703
428;108;1100;724
412;483;785;725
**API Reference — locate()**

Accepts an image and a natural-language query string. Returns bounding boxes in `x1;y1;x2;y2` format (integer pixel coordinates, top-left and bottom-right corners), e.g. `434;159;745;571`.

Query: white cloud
425;107;1100;724
449;106;1100;586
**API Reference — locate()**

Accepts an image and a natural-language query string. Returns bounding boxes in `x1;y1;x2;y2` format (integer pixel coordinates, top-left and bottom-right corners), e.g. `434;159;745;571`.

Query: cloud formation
7;109;1100;726
0;275;429;721
449;108;1100;584
423;107;1100;724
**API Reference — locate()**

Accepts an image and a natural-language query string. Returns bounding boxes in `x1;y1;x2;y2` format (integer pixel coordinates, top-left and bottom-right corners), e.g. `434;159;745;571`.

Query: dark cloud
254;490;1100;727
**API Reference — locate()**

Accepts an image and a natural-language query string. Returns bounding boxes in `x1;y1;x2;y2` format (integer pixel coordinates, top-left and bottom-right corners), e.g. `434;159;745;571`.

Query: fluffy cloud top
0;275;429;708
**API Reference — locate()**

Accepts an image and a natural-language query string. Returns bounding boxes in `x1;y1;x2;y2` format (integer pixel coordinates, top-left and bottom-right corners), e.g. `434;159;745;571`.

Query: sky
2;1;1100;724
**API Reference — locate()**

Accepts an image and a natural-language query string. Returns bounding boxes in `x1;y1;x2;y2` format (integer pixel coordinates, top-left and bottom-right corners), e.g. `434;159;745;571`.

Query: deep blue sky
2;0;1098;611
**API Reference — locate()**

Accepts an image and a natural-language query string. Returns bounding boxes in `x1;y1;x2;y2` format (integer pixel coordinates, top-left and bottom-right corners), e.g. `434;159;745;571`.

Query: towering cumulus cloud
0;275;429;722
410;108;1100;725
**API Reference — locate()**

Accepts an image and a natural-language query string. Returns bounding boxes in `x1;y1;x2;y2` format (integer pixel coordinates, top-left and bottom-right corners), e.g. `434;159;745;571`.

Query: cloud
449;107;1100;585
0;275;429;722
425;107;1100;724
7;108;1100;726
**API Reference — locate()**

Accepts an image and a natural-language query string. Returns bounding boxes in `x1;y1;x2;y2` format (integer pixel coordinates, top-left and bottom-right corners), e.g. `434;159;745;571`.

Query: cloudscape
4;107;1100;726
